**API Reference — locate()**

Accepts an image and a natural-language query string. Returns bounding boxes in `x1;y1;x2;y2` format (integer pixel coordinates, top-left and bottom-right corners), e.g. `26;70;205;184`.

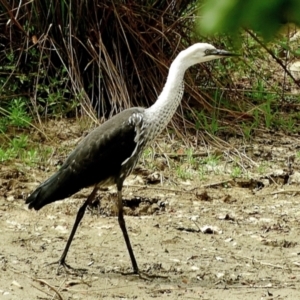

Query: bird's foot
137;271;168;280
120;269;168;280
45;259;87;275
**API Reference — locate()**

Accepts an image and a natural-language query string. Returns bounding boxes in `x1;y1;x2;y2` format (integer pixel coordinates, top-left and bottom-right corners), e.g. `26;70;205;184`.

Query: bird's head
178;43;239;67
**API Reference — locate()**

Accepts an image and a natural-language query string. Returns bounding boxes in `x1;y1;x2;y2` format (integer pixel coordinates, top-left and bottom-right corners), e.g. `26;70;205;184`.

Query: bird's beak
206;49;240;57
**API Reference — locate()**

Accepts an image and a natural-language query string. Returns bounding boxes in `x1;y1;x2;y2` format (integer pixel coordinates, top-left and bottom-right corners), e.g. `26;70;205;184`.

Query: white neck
144;54;190;137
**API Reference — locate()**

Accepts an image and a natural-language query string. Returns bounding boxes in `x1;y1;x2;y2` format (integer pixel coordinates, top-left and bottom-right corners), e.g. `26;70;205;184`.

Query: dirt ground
1;122;300;299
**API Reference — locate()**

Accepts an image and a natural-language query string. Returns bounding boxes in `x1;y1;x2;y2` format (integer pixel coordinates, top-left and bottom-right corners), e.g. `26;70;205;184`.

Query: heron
26;43;238;276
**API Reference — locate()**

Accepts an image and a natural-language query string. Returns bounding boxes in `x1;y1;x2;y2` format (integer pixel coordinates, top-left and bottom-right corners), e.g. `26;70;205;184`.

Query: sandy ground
1;124;300;299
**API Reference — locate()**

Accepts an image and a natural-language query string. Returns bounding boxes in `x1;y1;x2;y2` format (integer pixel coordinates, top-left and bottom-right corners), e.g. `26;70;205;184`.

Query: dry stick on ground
64;284;142;294
232;254;293;271
124;184;190;194
154;281;293;291
267;175;281;187
30;284;56;298
156;152;208;158
198;248;296;272
215;284;292;289
125;180;232;194
224;148;259;169
10;266;66;297
154;142;171;168
257;189;300;197
32;278;64;300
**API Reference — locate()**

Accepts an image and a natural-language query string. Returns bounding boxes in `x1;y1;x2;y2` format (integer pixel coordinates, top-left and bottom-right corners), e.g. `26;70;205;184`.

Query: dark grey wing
26;108;145;210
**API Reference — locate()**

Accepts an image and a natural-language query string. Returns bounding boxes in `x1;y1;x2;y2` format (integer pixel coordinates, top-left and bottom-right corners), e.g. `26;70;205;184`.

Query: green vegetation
0;99;32;132
0;134;37;165
256;162;269;175
0;98;52;166
230;166;242;178
199;0;300;39
195;110;223;135
176;166;193;181
174;151;224;181
202;154;221;169
141;147;156;171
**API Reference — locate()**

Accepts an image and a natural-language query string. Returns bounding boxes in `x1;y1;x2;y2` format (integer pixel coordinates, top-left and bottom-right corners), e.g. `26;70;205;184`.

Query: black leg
48;186;99;270
117;188;139;274
116;188;167;280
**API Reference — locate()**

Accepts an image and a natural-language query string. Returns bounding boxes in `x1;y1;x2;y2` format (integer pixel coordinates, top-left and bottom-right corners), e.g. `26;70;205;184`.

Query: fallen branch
32;278;64;300
258;189;300;197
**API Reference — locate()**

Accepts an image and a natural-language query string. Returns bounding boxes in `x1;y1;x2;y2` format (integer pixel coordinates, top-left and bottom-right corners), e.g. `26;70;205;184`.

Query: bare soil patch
1;122;300;299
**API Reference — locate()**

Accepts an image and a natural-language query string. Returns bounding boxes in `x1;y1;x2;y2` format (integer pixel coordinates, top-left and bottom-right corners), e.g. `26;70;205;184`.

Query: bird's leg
47;186;99;272
116;187;167;280
116;187;139;274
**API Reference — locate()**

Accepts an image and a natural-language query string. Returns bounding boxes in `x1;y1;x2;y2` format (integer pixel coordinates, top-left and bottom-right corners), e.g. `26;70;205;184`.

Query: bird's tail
26;174;59;210
26;169;77;210
26;186;45;210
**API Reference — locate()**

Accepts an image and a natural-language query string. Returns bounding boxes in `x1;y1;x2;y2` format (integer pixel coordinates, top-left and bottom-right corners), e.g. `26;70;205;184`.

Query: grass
171;150;255;182
256;162;269;175
0;99;32;133
141;147;156;170
0;98;33;163
230;166;242;178
198;165;207;180
176;166;193;180
0;135;37;165
0;99;50;166
202;154;221;170
241;122;254;141
8;99;32;127
195;110;223;136
171;151;229;181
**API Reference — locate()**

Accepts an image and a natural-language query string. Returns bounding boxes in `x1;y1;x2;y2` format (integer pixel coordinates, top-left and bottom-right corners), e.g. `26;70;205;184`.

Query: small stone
6;196;14;202
11;280;23;289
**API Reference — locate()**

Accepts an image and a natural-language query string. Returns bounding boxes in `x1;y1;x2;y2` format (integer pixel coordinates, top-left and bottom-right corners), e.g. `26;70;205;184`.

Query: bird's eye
204;49;212;55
